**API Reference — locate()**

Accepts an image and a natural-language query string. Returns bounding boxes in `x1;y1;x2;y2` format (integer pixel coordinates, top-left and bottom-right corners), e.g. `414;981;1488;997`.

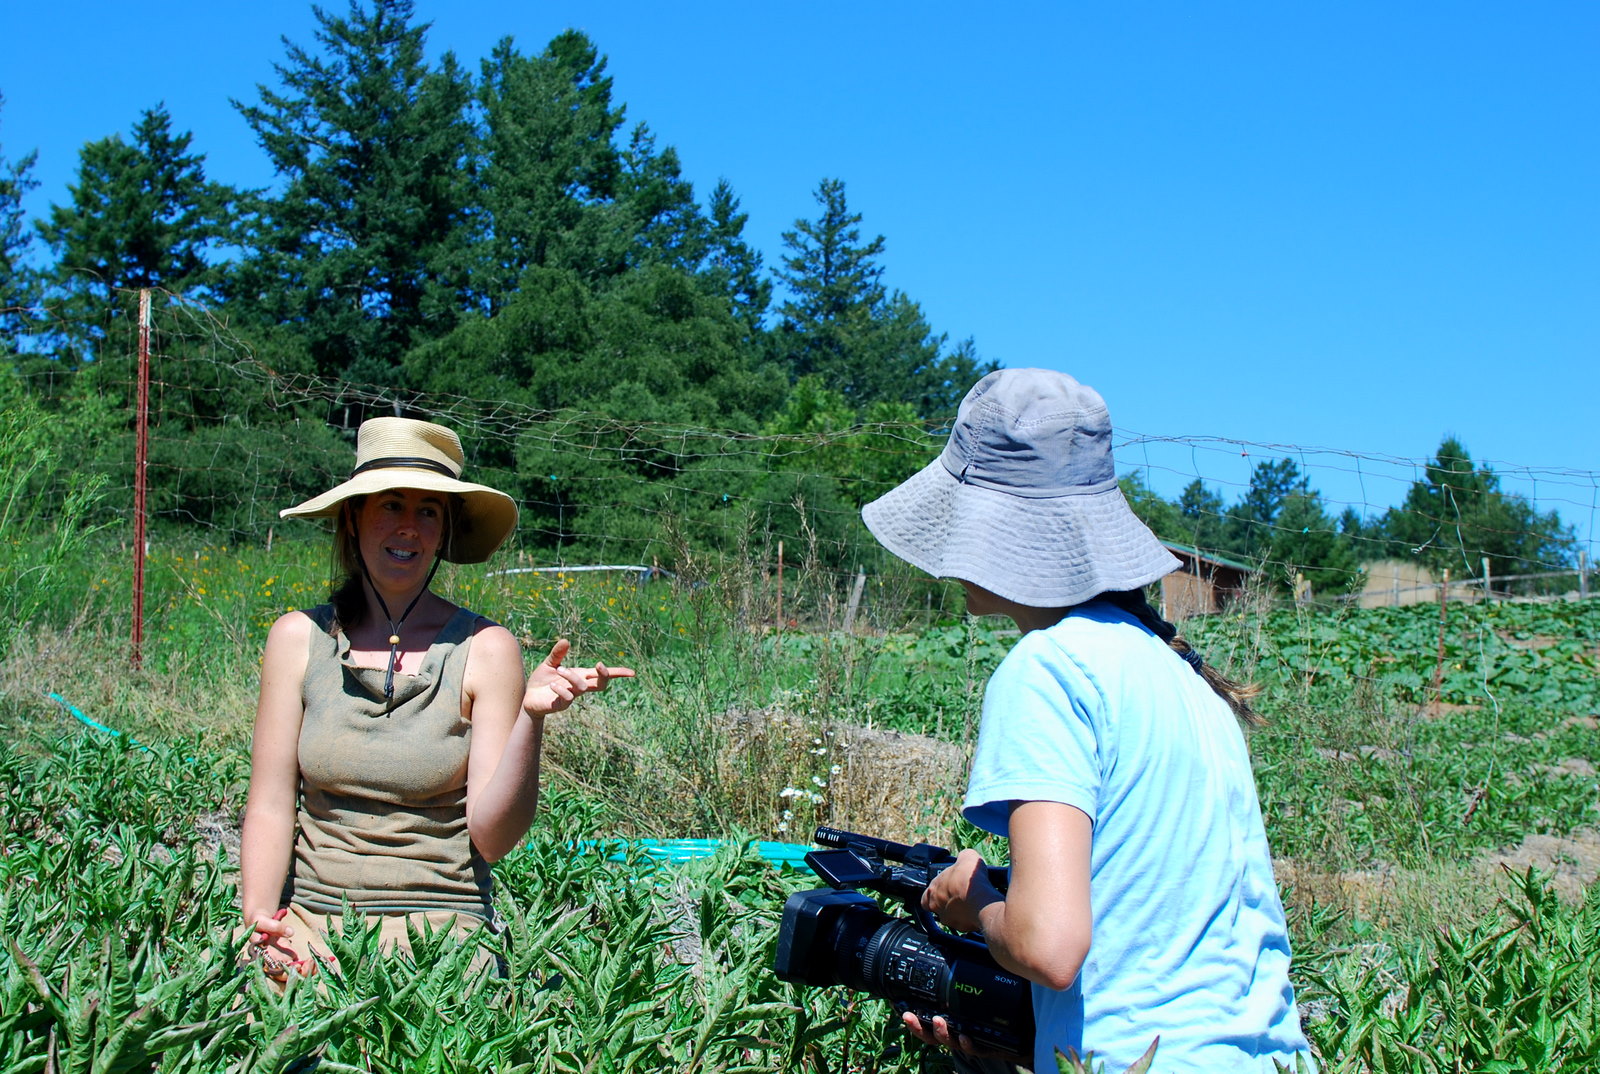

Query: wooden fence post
842;569;866;634
1581;551;1590;600
776;540;784;630
1482;557;1492;602
1429;568;1450;714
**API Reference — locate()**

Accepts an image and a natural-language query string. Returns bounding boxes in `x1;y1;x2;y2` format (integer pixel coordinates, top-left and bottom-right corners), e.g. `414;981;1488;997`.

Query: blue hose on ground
575;838;816;871
47;693;151;752
47;693;816;873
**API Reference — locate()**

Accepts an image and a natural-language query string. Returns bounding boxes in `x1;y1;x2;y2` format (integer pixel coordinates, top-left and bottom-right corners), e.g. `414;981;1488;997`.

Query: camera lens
775;886;1033;1058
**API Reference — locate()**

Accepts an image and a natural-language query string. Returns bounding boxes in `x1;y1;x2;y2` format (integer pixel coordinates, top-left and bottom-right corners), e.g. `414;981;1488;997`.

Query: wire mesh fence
6;287;1595;632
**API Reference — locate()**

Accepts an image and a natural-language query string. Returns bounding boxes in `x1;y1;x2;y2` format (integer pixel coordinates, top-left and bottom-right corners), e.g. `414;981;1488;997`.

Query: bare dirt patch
196;809;243;867
1482;829;1600;902
1420;701;1482;718
1499;633;1562;650
1540;757;1598;779
1280;828;1600;930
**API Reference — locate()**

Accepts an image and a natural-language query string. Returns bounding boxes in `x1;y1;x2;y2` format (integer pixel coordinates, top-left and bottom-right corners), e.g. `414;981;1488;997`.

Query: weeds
4;526;1600;1070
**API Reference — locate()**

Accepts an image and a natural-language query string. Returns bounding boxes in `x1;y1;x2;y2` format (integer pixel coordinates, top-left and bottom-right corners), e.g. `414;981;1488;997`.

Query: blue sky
6;1;1597;550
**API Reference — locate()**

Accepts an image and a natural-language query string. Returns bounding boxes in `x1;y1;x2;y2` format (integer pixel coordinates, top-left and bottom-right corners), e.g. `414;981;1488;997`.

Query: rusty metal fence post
131;289;151;670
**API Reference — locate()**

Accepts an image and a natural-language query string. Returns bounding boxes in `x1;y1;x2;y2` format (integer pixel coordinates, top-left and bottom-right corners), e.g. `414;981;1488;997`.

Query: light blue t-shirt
963;602;1312;1074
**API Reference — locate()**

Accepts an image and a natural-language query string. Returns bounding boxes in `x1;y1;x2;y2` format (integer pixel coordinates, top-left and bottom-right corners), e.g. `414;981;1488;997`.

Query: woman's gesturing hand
523;638;636;716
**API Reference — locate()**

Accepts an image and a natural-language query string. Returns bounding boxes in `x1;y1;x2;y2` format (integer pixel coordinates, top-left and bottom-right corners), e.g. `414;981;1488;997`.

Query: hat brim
862;458;1179;607
280;470;517;565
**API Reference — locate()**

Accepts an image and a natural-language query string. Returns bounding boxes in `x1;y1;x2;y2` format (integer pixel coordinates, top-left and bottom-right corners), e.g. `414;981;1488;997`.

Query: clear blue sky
6;1;1597;551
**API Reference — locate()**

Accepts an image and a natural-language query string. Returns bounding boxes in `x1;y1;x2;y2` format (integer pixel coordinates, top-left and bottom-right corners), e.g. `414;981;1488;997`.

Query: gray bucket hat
862;368;1179;607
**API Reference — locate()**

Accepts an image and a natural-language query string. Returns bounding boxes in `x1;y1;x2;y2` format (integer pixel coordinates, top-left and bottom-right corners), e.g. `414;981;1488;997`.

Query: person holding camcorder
858;369;1315;1073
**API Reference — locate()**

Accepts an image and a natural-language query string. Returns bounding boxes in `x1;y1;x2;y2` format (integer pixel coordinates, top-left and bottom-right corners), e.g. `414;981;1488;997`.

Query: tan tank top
284;604;494;919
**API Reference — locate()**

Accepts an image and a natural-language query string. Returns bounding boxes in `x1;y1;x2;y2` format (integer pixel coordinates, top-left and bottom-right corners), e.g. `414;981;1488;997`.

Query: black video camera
772;825;1034;1058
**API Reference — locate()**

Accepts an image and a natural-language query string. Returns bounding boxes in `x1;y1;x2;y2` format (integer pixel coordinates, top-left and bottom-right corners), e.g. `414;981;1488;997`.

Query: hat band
942;455;1120;499
351;456;460;480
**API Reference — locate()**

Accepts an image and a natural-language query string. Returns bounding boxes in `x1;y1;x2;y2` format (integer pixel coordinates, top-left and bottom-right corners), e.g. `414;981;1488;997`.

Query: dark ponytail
1101;589;1263;728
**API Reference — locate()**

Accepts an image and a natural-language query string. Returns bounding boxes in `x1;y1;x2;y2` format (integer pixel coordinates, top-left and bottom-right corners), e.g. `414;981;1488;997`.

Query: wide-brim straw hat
862;368;1179;608
280;417;517;564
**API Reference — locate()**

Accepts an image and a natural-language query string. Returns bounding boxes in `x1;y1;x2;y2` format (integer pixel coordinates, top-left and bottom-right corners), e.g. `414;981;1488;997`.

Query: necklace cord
357;552;443;707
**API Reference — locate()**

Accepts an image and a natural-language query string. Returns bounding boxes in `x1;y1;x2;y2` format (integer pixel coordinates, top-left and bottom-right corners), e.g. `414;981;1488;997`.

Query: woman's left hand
922;848;1005;935
523;638;636;716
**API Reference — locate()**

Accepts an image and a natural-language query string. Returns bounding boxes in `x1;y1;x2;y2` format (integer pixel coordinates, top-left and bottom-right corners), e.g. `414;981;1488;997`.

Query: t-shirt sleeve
962;631;1104;838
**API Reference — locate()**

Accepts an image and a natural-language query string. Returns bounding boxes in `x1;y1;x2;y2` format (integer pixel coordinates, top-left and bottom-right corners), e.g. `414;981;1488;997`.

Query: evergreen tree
1224;458;1310;559
777;177;992;418
1120;471;1185;542
777;177;885;395
0;94;39;353
703;179;771;335
475;30;624;300
231;0;476;391
1381;436;1573;580
40;105;234;296
37;105;236;365
1267;489;1357;595
1337;506;1382;562
1178;478;1226;551
610;124;707;274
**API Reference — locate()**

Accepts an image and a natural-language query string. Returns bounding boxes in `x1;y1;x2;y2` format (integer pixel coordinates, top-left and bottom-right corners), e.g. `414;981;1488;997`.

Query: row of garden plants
5;714;1599;1071
4;527;1599;1070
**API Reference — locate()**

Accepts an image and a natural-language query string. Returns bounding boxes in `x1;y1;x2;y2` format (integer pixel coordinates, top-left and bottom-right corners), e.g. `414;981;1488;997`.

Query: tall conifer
37;104;236;367
232;0;475;391
0;94;40;353
777;178;991;419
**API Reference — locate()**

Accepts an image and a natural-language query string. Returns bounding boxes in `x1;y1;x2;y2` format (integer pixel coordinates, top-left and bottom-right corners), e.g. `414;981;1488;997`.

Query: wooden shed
1158;541;1255;619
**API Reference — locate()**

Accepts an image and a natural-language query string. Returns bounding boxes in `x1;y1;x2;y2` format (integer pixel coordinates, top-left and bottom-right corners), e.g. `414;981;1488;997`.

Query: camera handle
898;846;1009;959
904;899;1001;960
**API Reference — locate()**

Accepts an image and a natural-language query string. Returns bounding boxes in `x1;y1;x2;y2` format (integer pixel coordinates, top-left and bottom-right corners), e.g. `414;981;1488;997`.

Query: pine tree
777;177;992;418
40;108;234;291
1224;458;1310;559
1381;436;1573;580
231;0;476;391
35;104;236;368
0;94;40;352
1268;490;1356;594
777;177;885;395
606;125;700;272
702;179;771;335
475;30;624;300
1179;478;1227;551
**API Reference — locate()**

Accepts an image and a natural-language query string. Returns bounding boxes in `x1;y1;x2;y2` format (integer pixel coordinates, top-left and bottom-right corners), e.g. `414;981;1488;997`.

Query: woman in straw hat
239;417;632;981
863;370;1312;1073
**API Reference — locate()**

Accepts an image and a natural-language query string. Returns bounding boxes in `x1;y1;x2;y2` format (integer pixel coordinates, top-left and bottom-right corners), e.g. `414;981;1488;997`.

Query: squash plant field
3;546;1599;1072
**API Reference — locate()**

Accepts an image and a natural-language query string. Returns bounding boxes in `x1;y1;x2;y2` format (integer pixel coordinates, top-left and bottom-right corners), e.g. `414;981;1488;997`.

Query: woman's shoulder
1037;603;1163;660
267;607;322;644
464;615;518;657
444;603;507;640
259;609;319;681
993;609;1145;694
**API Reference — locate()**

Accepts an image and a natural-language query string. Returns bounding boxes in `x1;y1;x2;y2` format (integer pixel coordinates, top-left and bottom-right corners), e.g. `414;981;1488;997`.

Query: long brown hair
1100;588;1263;728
